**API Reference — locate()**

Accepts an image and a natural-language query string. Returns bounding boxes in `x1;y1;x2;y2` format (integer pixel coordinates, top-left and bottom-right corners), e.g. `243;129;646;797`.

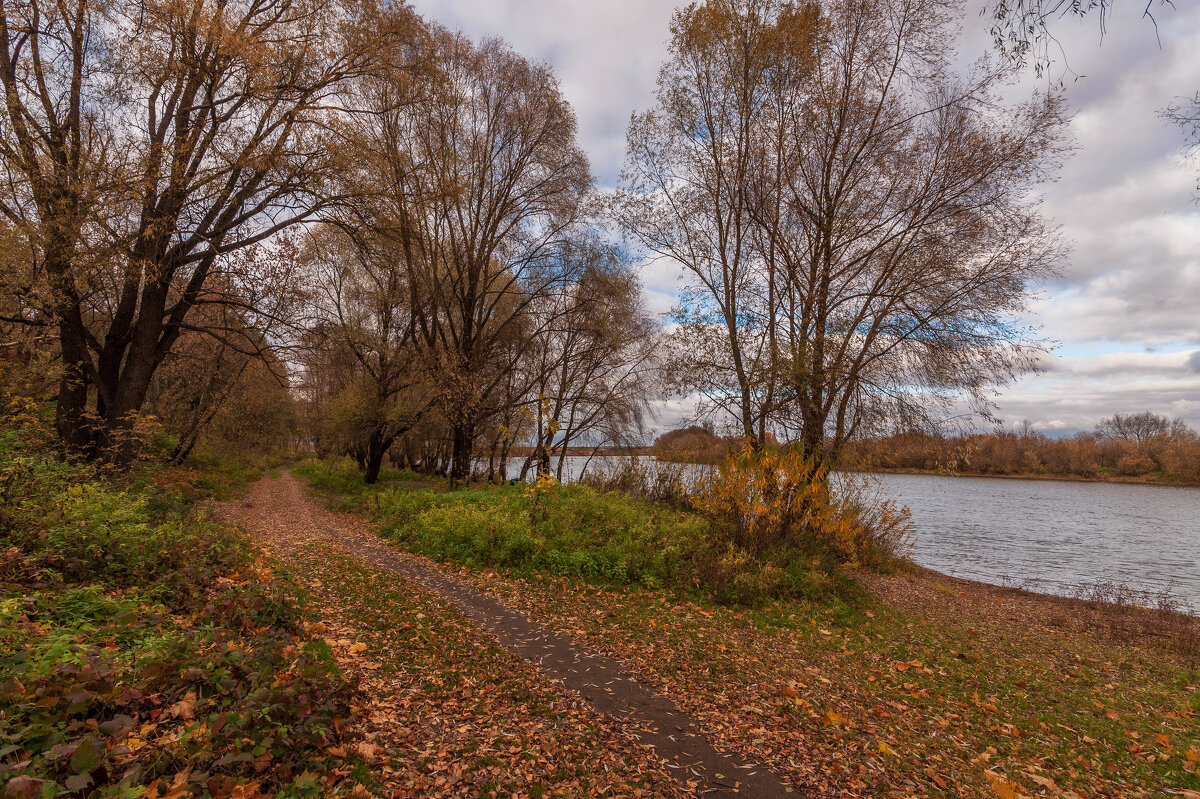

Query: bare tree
624;0;1068;465
354;26;593;483
517;235;660;480
1096;411;1171;444
618;0;813;447
751;0;1069;462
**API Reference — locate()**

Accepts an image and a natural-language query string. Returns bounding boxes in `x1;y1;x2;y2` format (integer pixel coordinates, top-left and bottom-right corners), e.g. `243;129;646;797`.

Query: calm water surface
869;473;1200;611
552;456;1200;610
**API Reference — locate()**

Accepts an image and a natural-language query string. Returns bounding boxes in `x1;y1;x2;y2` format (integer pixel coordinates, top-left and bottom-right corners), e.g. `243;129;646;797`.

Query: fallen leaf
169;692;197;720
1025;772;1058;790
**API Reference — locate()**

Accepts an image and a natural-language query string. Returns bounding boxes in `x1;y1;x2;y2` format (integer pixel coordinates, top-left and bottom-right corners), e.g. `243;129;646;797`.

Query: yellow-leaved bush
693;443;912;569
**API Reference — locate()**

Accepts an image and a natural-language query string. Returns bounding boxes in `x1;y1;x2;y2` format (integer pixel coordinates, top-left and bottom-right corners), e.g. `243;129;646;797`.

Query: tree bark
449;422;475;485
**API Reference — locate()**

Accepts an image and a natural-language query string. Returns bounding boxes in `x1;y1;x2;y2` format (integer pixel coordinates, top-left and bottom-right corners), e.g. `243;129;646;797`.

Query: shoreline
844;466;1200;488
538;451;1200;488
860;560;1200;645
890;559;1197;612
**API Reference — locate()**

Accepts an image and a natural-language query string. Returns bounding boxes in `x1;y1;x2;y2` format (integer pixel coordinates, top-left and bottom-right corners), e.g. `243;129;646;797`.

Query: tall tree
1;0;418;458
623;0;1069;464
0;0;117;449
353;27;593;483
618;0;815;448
750;0;1068;462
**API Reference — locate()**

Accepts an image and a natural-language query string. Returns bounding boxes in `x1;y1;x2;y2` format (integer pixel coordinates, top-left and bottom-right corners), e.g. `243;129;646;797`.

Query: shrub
1116;454;1158;476
578;457;700;506
693;445;912;568
0;408;364;797
296;455;885;606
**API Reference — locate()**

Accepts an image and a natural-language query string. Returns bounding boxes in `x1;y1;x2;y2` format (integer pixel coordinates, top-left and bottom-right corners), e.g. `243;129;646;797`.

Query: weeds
0;409;365;797
577;457;702;506
1067;579;1200;663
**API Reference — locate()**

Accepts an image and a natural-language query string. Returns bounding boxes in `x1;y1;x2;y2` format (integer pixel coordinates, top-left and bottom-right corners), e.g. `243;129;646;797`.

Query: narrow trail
222;471;800;798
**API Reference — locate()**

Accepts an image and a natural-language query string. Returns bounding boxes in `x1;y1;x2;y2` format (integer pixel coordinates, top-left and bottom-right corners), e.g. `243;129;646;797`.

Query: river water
870;472;1200;612
549;455;1200;611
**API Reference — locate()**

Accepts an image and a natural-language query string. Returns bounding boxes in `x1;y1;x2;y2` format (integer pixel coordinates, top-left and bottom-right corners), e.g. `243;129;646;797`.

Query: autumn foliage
840;413;1200;484
694;445;912;568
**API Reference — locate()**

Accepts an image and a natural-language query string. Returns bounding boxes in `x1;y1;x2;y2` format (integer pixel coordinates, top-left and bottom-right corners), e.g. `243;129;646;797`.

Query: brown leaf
161;773;190;799
169;692;197;720
3;776;46;799
1024;772;1058;791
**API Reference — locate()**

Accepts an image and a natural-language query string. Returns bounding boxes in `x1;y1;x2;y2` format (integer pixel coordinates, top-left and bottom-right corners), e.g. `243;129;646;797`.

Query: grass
294;457;864;609
298;455;1200;797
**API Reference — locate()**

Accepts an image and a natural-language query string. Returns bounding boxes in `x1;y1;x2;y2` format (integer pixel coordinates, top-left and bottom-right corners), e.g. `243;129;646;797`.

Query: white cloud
409;0;1200;434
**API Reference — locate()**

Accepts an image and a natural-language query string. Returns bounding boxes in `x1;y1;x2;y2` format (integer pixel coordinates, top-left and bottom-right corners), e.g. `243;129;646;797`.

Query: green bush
0;410;364;797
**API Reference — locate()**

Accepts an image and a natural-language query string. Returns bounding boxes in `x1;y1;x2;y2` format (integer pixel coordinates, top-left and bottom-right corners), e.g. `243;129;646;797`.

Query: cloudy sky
410;0;1200;434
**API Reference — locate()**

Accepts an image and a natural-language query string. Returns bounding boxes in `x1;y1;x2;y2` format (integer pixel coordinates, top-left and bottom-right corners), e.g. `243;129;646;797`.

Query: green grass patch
293;457;864;607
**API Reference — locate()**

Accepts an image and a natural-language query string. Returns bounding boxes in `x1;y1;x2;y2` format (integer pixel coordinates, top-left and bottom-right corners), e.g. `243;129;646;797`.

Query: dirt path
218;472;799;798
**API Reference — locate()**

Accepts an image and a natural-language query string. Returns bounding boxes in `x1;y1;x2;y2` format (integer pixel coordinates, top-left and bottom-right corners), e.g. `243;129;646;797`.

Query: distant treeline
838;412;1200;484
653;426;731;464
649;413;1200;485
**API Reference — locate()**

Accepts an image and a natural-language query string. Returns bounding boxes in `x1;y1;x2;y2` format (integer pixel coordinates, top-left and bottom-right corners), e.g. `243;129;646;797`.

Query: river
548;455;1200;611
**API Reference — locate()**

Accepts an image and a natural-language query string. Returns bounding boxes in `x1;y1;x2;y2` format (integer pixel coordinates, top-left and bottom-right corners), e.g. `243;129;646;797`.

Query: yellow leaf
877;740;898;756
823;709;844;725
984;770;1026;799
349;642;367;654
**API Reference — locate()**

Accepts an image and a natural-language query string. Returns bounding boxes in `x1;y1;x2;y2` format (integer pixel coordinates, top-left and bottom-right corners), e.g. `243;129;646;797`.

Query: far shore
843;466;1200;488
524;448;1200;488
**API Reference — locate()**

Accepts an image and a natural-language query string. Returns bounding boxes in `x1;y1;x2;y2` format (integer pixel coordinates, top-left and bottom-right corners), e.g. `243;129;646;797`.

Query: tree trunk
497;439;510;482
364;441;386;485
55;318;93;454
449;422;474;485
